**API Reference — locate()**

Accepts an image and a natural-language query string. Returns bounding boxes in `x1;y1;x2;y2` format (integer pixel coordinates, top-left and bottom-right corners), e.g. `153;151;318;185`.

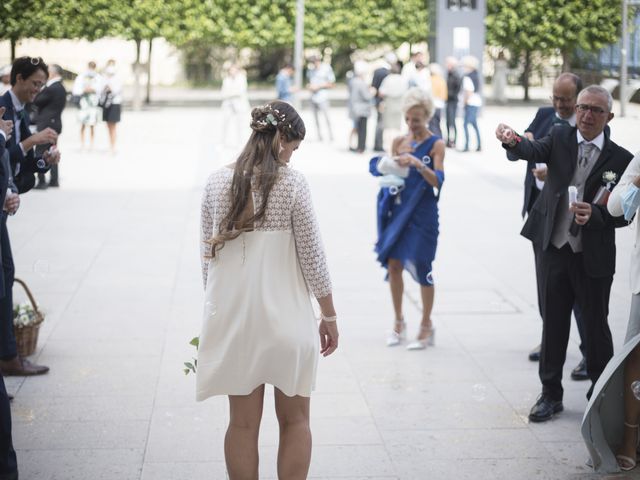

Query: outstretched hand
496;123;516;144
0;107;13;139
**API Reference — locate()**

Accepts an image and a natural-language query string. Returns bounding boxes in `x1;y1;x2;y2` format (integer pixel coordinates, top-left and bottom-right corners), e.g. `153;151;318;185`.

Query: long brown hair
209;101;305;257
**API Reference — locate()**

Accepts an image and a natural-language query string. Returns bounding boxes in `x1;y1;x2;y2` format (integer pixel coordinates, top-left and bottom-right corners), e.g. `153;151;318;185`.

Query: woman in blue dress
369;87;445;350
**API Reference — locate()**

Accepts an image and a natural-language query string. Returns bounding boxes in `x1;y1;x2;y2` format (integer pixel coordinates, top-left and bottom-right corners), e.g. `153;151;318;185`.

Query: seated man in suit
33;63;66;189
507;73;590;381
496;85;633;422
0;57;61;377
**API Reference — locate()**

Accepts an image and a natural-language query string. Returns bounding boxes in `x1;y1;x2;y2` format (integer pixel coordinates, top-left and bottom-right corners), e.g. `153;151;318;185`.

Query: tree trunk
132;38;142;111
145;38;153;105
10;38;16;62
561;49;571;72
522;50;531;102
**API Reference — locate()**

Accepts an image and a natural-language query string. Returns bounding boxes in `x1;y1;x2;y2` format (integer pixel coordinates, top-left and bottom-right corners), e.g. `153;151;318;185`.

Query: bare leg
80;125;86;148
387;258;404;331
312;103;322;141
618;345;640;467
225;385;265;480
418;285;435;340
89;126;95;149
274;388;311;480
321;104;334;141
107;123;117;153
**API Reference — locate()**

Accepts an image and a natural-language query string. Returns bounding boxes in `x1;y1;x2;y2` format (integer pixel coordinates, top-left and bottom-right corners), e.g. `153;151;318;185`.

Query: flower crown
255;106;292;129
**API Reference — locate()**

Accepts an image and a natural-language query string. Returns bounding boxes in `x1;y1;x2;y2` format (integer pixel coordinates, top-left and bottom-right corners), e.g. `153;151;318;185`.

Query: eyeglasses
576;104;607;115
550;95;575;103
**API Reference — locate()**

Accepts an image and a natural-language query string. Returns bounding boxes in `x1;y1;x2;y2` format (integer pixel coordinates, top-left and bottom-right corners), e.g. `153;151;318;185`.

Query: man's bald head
552;73;582;119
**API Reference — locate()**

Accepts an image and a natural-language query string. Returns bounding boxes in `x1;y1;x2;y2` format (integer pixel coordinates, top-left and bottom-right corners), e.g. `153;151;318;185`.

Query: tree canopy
486;0;622;69
1;0;429;53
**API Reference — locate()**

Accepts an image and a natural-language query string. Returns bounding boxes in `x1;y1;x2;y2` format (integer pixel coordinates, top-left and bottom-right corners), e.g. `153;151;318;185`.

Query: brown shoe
0;356;49;376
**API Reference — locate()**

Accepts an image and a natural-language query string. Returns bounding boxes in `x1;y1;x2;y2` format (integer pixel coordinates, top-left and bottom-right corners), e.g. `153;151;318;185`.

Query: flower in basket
13;302;39;328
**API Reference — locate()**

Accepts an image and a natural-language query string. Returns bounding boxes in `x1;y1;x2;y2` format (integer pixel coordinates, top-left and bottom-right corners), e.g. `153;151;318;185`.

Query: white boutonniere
602;171;617;184
594;170;619;204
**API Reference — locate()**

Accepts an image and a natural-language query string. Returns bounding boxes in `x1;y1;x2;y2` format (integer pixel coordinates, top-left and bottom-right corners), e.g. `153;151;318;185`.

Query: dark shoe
0;356;49;376
529;344;541;362
528;395;563;423
48;180;59;187
571;357;589;381
34;182;48;190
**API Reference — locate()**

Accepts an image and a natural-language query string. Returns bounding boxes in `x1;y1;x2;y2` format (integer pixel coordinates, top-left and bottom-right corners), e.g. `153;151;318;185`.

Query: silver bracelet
321;313;337;323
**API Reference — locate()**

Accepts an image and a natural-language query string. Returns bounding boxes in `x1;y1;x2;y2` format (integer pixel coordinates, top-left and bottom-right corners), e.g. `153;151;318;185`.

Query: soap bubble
631;380;640;400
32;259;50;278
472;383;487;402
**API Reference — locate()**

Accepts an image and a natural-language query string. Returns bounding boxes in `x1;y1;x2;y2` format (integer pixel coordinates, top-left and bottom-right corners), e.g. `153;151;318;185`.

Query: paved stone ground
5;98;640;479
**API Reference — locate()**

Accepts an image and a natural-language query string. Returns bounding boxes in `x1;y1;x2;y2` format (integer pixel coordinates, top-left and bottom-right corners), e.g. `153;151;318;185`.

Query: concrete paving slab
6;98;640;479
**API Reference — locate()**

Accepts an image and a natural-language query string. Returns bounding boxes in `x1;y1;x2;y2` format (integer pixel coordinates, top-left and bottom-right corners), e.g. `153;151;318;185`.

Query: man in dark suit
0;110;18;480
32;63;66;189
371;53;395;152
497;85;633;422
0;57;60;377
0;56;60;194
507;73;590;381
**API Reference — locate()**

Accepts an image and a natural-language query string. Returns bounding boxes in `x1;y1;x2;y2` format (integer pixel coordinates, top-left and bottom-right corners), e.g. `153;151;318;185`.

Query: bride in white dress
198;101;339;479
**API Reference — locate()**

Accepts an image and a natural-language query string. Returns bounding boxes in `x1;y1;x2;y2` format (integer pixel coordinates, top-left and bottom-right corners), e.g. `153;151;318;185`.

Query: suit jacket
0;143;10;293
0;91;50;193
608;152;640;293
371;67;389;107
33;80;66;134
507;125;633;278
507;107;555;217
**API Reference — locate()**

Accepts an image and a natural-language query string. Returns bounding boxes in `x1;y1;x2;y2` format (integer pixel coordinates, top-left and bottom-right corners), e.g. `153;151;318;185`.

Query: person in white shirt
220;63;251;147
606;153;640;471
100;59;123;154
0;67;10;96
461;55;482;152
307;55;336;142
72;61;102;150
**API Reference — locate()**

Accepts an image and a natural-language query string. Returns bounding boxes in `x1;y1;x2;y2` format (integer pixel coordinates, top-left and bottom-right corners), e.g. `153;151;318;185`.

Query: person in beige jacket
607;152;640;470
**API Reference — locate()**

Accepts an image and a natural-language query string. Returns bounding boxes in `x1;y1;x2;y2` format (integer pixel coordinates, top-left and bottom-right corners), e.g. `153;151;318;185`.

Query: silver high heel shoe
406;325;435;350
386;319;406;346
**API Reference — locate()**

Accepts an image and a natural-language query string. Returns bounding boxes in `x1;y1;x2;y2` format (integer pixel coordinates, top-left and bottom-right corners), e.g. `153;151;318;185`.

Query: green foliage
486;0;621;57
167;0;428;50
0;0;64;41
184;336;199;376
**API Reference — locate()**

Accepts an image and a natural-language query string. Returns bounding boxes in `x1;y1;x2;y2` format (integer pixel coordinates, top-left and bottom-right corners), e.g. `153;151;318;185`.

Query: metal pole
621;0;628;117
293;0;305;109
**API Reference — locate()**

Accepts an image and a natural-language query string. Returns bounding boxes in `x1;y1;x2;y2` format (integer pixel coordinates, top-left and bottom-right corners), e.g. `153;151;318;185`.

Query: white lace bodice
200;167;332;299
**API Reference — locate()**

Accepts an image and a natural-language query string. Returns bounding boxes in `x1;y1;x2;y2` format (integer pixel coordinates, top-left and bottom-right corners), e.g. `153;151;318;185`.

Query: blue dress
369;135;443;286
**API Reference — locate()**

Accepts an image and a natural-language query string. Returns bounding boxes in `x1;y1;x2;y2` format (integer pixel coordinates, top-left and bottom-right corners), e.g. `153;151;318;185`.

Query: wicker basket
13;278;45;357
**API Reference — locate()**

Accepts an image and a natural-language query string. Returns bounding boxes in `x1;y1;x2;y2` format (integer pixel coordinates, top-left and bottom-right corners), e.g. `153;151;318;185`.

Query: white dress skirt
196;167;332;400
